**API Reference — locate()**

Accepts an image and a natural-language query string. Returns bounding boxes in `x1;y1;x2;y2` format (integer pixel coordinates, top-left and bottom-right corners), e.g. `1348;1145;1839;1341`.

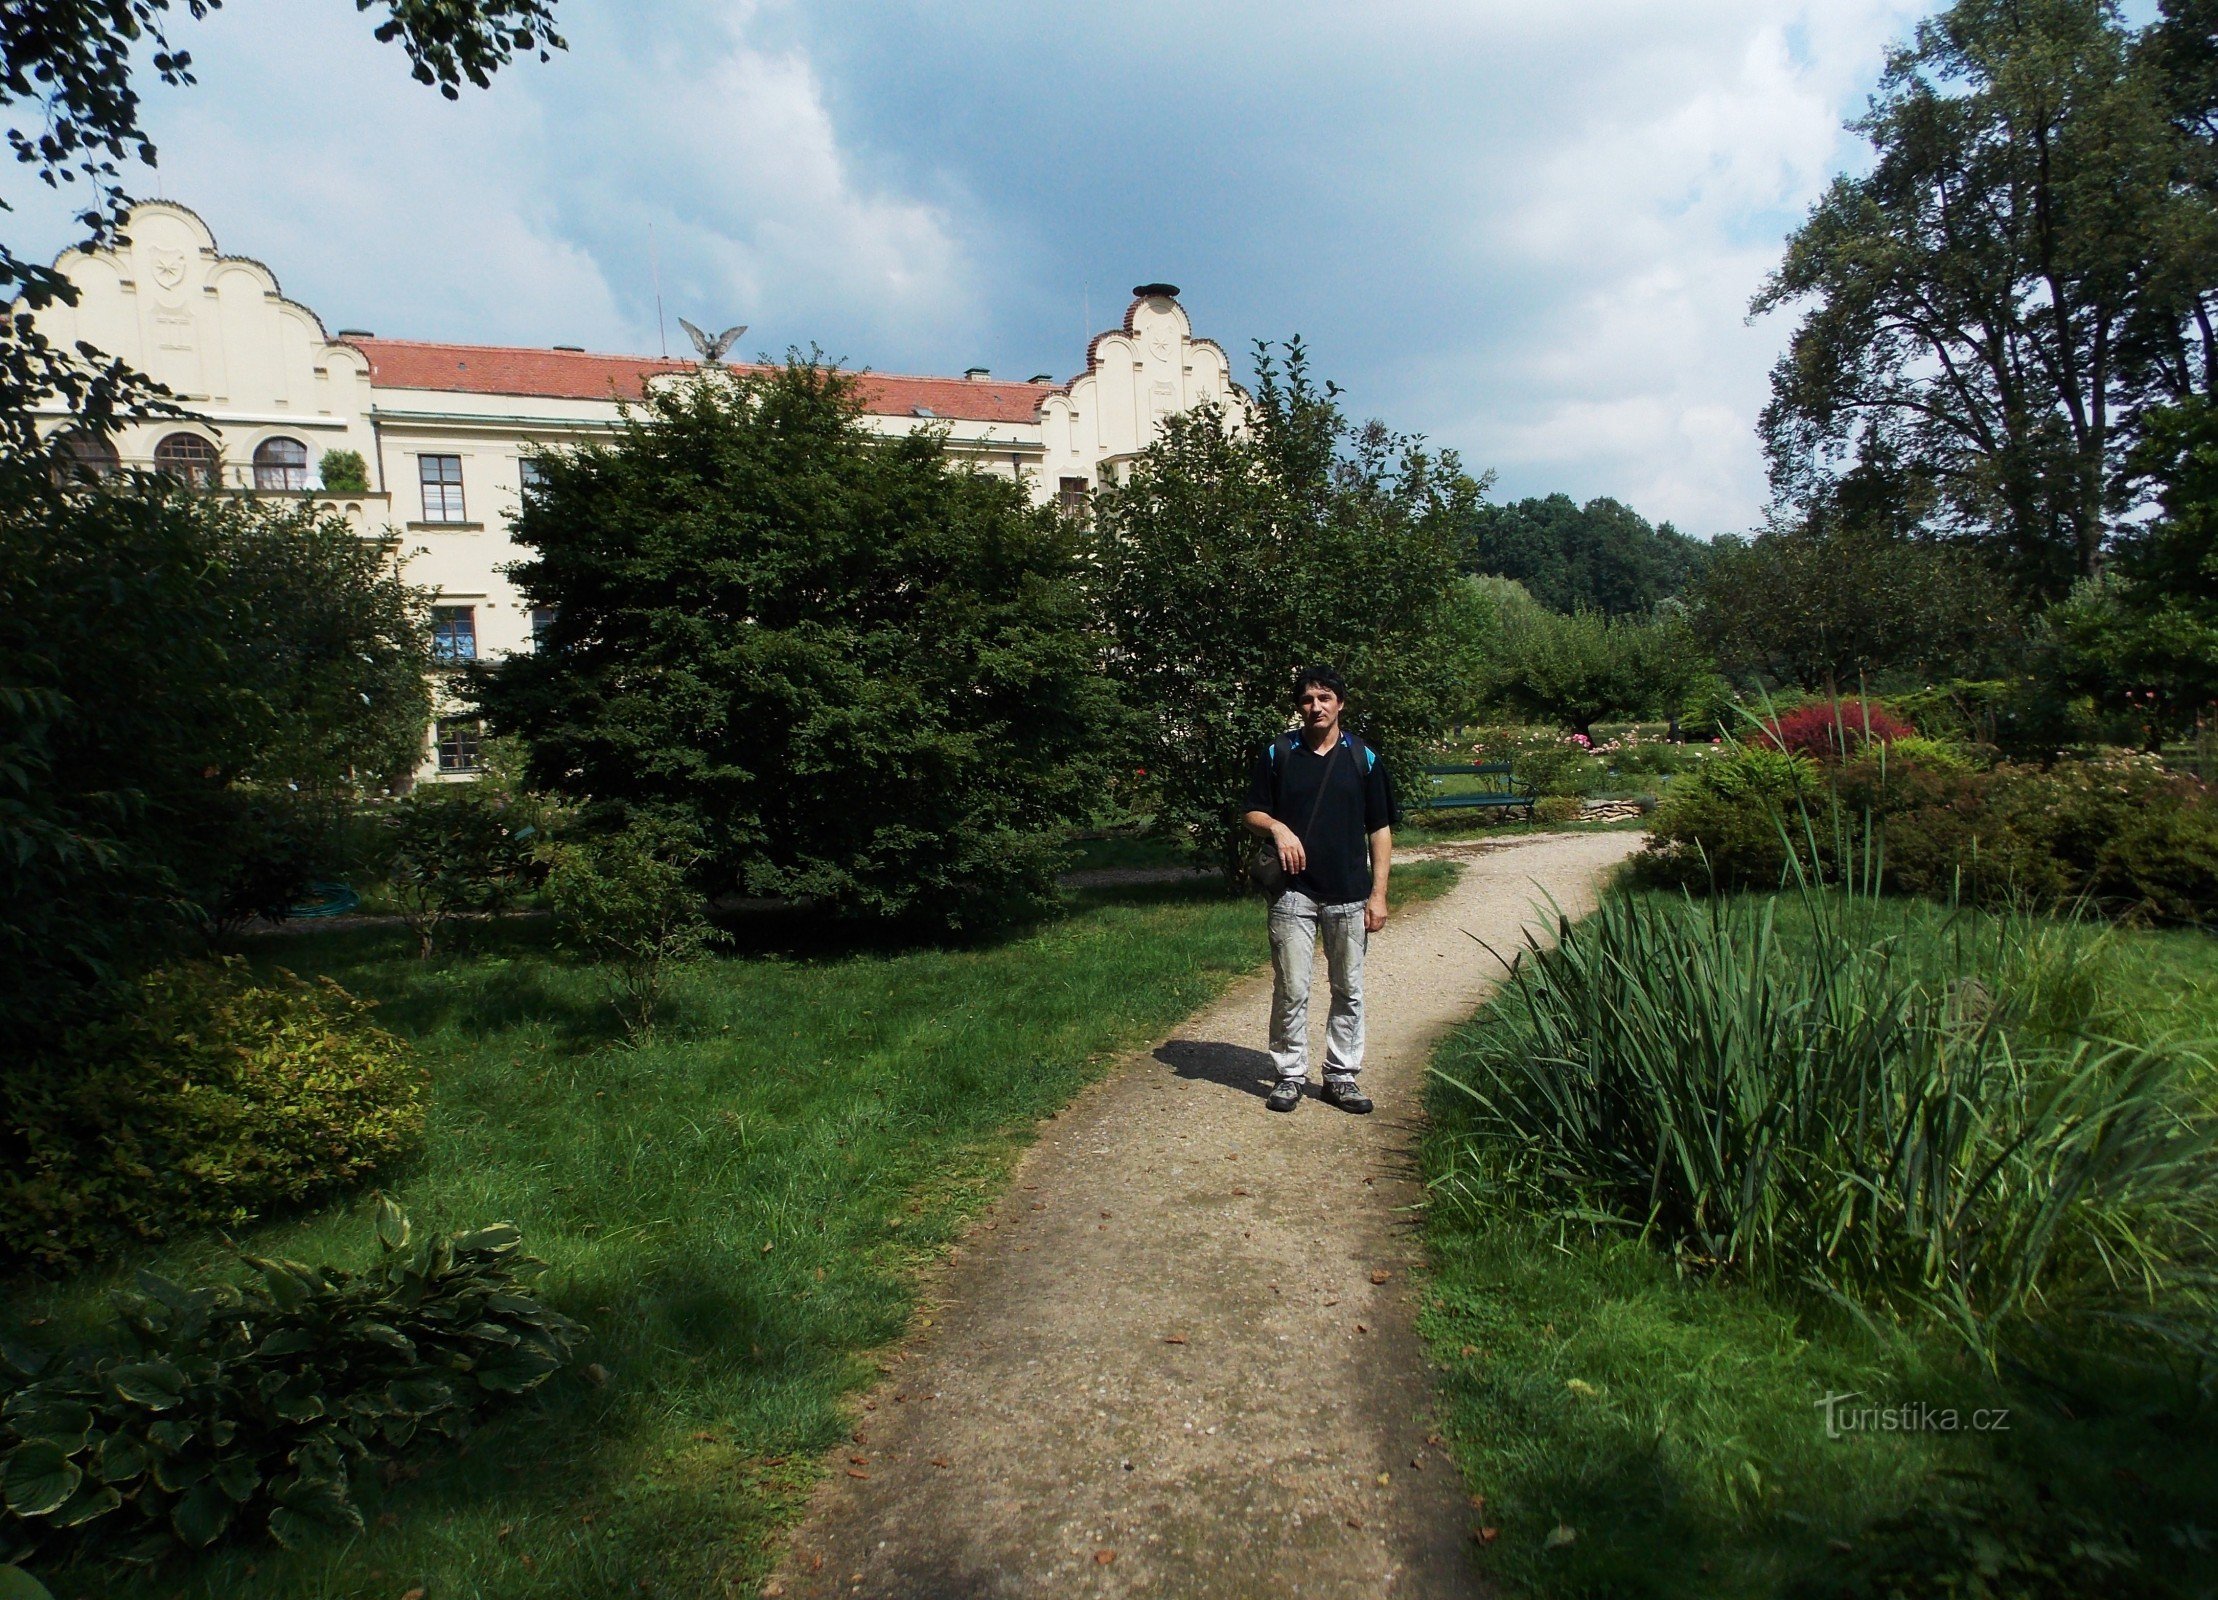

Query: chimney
964;366;991;382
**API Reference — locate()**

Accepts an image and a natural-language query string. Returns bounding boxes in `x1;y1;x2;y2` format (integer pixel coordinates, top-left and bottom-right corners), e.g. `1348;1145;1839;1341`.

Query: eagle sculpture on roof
678;318;748;365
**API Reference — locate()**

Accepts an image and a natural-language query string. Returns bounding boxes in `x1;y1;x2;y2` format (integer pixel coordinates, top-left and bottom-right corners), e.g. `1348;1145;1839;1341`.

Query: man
1240;665;1396;1114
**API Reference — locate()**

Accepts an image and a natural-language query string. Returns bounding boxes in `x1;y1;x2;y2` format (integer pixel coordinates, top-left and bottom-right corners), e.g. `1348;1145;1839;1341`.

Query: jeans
1267;888;1368;1083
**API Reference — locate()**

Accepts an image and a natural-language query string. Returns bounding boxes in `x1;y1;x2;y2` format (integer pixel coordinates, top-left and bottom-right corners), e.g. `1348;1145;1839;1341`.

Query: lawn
7;866;1454;1599
1418;892;2218;1600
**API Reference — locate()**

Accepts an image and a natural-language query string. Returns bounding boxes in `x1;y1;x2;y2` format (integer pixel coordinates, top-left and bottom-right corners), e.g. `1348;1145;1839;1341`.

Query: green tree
0;471;431;1042
1756;0;2216;594
1085;341;1483;880
1484;607;1709;737
2040;395;2218;740
473;360;1116;930
1463;493;1711;614
1691;513;2022;692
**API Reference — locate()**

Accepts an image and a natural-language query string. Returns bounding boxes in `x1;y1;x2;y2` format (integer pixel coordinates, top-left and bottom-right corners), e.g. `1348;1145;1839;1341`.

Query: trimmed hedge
3;962;425;1270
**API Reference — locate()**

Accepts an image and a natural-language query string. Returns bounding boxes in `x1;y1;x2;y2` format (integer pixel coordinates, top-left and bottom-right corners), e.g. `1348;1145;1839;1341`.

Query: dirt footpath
770;831;1642;1600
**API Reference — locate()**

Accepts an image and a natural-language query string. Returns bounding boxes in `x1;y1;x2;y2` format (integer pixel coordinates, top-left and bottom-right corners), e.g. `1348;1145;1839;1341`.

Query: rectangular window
519;456;547;491
419;454;466;522
530;606;558;650
430;605;477;665
1058;475;1090;521
435;717;482;774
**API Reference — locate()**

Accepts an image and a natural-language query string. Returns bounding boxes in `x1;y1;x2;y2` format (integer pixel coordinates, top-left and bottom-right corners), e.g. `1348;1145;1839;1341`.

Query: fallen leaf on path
845;1468;868;1479
929;1456;951;1468
1474;1527;1498;1545
1458;1344;1478;1358
1162;1335;1187;1344
762;1584;785;1598
1232;1187;1248;1196
848;1455;868;1465
1545;1523;1578;1549
1094;1549;1117;1566
1355;1323;1369;1333
1345;1516;1364;1529
401;1589;426;1600
1377;1471;1392;1487
692;1430;717;1442
1370;1269;1392;1284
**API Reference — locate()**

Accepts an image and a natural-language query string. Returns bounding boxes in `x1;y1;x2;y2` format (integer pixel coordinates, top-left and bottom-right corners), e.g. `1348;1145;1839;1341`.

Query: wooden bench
1419;761;1538;820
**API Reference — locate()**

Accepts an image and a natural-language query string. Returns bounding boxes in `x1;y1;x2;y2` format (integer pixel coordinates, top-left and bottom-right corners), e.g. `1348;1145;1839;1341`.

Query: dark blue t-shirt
1242;731;1398;905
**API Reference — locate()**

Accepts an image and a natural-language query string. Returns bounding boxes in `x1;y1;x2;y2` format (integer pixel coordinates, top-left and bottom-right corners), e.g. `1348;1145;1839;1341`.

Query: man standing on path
1241;665;1397;1114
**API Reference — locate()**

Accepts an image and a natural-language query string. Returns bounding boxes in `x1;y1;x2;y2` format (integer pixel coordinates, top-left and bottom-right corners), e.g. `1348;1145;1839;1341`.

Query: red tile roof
347;338;1058;424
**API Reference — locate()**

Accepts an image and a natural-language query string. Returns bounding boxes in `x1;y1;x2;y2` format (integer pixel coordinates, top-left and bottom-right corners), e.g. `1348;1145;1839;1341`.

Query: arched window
253;436;309;491
154;432;220;488
50;430;120;484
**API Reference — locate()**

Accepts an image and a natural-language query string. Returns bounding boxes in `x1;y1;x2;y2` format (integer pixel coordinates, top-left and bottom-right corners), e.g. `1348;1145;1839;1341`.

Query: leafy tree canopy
0;464;431;1045
1463;492;1711;614
1756;0;2218;595
474;360;1117;930
1481;606;1710;738
1085;340;1484;879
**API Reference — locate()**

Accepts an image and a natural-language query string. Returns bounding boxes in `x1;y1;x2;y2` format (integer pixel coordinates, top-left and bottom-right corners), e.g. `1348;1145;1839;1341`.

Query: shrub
1431;886;2218;1362
545;823;715;1041
375;786;539;958
0;1199;583;1568
2;962;425;1269
1466;726;1604;797
1641;744;2218;922
314;449;369;494
1534;795;1584;826
1761;696;1914;761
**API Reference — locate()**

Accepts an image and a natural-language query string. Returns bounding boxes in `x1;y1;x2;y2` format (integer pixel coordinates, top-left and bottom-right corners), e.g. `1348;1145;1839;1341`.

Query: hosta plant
0;1198;584;1569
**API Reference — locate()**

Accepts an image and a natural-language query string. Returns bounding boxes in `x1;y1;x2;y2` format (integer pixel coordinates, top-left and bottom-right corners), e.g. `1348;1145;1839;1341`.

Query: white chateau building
25;203;1240;779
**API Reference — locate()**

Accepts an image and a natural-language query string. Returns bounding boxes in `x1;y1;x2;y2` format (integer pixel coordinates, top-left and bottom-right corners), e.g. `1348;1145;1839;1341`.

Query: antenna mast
650;222;668;358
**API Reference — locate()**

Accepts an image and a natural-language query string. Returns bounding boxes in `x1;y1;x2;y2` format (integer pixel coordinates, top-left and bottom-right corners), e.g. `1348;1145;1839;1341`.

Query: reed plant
1434;847;2218;1367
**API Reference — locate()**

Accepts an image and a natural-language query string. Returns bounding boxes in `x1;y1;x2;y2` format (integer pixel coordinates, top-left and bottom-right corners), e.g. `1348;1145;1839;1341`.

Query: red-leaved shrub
1763;698;1914;762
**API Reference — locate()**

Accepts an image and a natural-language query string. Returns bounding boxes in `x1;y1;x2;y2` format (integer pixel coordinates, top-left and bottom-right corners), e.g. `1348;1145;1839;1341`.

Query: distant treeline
1462;493;1711;616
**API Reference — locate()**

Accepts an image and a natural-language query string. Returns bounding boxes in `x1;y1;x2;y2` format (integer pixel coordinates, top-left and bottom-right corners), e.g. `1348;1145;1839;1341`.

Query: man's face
1297;684;1342;729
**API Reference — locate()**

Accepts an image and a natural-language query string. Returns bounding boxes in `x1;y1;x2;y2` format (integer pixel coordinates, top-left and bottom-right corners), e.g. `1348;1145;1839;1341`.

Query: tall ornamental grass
1434;874;2218;1365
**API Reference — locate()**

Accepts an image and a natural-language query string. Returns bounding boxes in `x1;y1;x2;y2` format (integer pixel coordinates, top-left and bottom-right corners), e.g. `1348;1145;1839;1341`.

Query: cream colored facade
26;204;1242;779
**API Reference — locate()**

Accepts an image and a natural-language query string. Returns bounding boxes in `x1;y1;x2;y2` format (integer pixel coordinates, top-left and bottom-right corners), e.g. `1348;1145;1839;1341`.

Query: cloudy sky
12;0;1953;534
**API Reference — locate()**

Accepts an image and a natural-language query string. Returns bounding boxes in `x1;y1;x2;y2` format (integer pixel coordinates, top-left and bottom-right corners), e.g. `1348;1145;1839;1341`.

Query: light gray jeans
1267;888;1368;1083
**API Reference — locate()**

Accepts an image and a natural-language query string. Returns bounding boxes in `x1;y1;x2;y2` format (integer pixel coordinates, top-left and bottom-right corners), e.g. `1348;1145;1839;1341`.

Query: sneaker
1320;1078;1373;1114
1266;1078;1305;1113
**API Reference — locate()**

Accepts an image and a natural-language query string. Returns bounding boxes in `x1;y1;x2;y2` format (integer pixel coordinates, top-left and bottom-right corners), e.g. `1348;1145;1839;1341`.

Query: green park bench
1419;761;1538;820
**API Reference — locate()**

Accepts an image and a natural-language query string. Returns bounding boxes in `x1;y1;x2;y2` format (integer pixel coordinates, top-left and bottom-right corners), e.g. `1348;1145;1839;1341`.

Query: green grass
5;871;1433;1599
1419;892;2218;1600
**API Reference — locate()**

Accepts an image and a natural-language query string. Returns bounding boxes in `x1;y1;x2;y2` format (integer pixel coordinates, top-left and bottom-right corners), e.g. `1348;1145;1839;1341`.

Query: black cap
1132;283;1180;299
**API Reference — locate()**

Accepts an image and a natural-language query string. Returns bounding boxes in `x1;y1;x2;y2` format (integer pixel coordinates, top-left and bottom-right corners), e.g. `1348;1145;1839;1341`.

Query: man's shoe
1321;1078;1373;1114
1266;1078;1305;1112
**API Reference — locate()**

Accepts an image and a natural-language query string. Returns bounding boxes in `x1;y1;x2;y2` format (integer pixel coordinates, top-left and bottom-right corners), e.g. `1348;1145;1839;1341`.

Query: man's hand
1273;823;1307;876
1365;892;1388;933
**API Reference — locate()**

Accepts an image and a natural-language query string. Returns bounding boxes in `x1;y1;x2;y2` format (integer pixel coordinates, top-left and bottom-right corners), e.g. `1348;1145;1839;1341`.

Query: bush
375;787;540;958
314;449;369;494
1464;726;1605;797
0;1199;583;1568
1761;696;1915;760
545;823;715;1041
1641;743;2218;922
2;962;425;1269
1534;795;1584;826
1431;886;2218;1362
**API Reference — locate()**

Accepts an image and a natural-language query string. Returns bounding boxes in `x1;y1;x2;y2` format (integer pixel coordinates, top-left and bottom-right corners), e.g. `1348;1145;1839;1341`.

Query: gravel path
770;831;1643;1600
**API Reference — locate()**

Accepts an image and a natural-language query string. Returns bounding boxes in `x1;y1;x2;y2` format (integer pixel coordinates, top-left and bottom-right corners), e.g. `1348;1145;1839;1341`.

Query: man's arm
1244;809;1307;875
1365;826;1392;932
